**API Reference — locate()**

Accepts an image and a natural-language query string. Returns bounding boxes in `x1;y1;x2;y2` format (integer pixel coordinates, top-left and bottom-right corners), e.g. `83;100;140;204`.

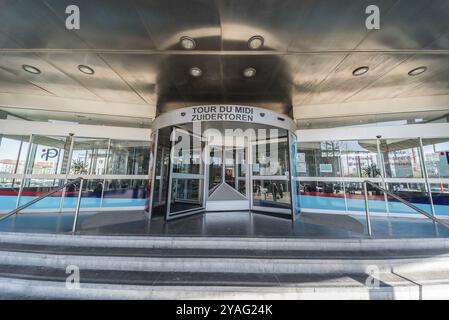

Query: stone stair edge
1;232;449;251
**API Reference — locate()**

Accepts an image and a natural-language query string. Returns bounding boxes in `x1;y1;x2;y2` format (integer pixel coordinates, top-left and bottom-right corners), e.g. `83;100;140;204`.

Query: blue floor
0;210;448;239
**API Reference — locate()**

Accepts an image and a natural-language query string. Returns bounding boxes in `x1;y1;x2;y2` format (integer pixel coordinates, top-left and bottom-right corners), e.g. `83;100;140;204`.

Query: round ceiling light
78;65;95;75
189;66;202;77
408;66;427;76
248;35;264;50
22;64;41;74
243;67;257;78
352;66;369;76
180;36;196;50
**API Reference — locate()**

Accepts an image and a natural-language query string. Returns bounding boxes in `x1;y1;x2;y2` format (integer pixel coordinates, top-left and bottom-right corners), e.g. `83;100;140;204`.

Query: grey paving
0;210;448;239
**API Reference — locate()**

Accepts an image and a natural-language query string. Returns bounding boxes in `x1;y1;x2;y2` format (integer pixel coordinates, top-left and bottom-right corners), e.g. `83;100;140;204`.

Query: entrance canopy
0;0;448;128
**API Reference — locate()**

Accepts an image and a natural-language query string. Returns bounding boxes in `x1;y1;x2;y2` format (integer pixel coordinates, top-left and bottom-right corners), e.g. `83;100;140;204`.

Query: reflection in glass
386;182;431;214
339;140;380;178
27;135;71;175
300;181;346;211
63;179;103;208
252;180;291;209
103;179;147;207
224;147;246;196
252;127;292;212
170;178;203;213
0;135;29;175
345;181;386;212
172;129;201;175
107;140;150;175
252;133;289;177
430;183;449;216
70;138;108;175
379;139;423;178
151;127;172;217
422;138;449;179
0;178;21;210
19;178;64;209
297;141;341;177
168;126;204;216
208;145;222;194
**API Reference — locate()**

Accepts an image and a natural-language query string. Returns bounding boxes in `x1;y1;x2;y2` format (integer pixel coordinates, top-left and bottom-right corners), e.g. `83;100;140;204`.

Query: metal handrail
363;180;449;237
0;177;84;233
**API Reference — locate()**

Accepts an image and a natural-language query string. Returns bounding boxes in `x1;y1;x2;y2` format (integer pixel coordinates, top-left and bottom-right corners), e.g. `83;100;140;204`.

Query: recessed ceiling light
22;64;41;74
243;67;256;78
78;65;95;75
248;35;264;50
408;66;427;76
189;67;202;77
180;36;196;50
352;66;369;76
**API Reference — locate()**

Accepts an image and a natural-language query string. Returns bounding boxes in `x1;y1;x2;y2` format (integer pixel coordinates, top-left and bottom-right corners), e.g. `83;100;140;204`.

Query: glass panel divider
419;137;436;216
15;134;33;209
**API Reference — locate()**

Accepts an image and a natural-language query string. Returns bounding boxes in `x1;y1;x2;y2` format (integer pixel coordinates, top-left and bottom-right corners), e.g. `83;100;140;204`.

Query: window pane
27;136;72;175
422;138;449;179
171;130;202;175
430;183;449;216
339;140;380;178
19;178;64;209
252;180;291;209
107;140;150;175
0;135;30;174
300;181;345;211
253;130;290;177
421;138;449;216
0;178;21;210
297;141;341;177
103;179;147;207
208;145;222;193
379;139;423;178
386;182;431;214
345;182;386;212
70;138;109;175
63;179;103;209
170;178;203;213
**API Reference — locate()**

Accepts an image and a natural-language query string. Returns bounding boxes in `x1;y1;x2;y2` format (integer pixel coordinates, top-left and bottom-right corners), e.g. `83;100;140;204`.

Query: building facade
1;108;448;220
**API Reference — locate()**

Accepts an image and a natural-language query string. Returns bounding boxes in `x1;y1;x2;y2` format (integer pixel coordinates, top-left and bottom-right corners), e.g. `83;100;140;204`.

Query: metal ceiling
0;0;448;126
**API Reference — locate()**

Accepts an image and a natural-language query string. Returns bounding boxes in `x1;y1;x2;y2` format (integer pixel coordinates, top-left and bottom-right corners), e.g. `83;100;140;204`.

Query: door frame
165;127;205;220
249;135;294;217
205;142;250;211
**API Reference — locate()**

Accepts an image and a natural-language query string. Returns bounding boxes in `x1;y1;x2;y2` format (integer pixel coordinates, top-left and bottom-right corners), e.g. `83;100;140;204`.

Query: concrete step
1;249;449;274
2;231;449;251
2;241;449;259
1;232;449;299
1;272;448;299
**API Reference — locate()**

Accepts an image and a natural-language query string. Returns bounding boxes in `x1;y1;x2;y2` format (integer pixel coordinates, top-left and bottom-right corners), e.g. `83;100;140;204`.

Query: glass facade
0;133;150;211
2;126;448;219
422;138;449;215
297;137;449;217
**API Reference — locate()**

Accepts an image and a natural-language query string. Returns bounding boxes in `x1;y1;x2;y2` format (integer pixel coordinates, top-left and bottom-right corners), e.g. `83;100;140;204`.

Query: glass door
251;129;293;216
166;127;205;219
205;142;249;211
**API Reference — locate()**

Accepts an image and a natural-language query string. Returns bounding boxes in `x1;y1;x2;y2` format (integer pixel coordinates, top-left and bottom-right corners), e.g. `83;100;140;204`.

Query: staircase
1;232;449;299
